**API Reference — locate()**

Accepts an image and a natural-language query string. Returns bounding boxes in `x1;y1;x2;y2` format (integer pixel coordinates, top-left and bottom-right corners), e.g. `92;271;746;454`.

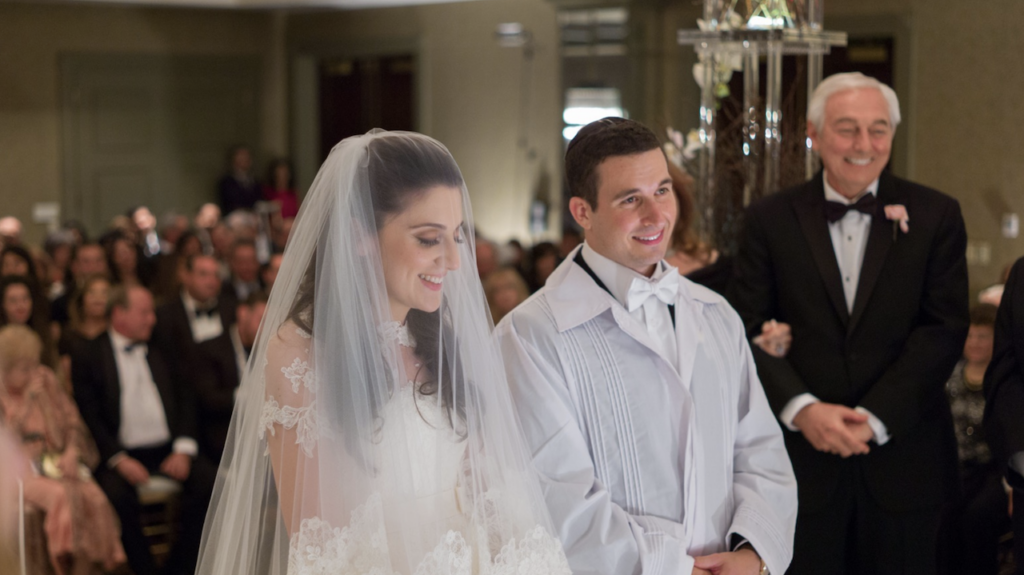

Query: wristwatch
738;542;770;575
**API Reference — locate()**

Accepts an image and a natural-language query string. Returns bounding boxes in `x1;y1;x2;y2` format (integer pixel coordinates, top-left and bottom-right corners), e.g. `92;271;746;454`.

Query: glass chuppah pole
678;0;846;250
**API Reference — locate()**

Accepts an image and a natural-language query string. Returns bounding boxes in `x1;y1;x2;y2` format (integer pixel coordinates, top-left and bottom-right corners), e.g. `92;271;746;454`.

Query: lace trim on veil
286;493;570;575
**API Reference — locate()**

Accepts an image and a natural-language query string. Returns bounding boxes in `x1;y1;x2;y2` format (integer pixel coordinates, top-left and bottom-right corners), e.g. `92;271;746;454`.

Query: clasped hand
793;402;872;457
691;547;762;574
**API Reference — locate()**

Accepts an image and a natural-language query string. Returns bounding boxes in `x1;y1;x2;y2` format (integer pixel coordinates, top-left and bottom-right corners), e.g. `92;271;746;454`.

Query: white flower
683;129;705;160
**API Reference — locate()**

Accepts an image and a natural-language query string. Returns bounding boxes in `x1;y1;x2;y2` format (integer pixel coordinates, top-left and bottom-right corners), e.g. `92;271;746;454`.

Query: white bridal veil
195;131;570;575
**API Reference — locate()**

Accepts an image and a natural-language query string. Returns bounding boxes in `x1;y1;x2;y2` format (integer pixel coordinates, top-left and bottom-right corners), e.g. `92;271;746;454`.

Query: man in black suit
152;254;240;464
218;145;260;215
984;256;1024;574
72;284;215;575
731;72;969;574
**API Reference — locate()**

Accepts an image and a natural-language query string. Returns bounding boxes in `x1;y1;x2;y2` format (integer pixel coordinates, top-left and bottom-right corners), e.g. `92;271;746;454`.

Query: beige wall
0;3;283;245
287;0;562;243
909;0;1024;294
3;0;1023;293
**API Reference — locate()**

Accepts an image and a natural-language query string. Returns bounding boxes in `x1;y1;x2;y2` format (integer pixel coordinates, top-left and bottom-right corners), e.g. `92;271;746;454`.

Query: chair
136;476;182;568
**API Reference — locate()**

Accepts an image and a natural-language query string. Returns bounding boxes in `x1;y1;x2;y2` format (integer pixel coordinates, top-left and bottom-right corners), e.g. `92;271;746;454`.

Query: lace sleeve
262;322;322;534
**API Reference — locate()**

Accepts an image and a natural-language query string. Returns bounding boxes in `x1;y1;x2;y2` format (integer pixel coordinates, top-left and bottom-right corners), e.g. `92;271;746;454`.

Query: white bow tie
626;272;679;312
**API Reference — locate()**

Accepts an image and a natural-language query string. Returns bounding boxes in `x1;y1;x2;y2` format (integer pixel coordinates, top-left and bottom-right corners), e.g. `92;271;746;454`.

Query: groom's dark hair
565;117;661;210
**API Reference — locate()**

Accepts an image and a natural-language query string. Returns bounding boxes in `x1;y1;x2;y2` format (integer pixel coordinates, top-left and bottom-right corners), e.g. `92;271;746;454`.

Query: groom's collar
543;244;718;333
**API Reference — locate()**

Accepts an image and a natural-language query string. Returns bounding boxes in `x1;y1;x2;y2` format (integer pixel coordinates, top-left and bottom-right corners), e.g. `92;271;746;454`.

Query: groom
496;118;797;575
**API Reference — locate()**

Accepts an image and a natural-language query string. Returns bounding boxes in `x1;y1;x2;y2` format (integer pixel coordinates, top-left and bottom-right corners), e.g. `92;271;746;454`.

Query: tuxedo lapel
98;334;123;432
849;173;898;334
794;176;850;325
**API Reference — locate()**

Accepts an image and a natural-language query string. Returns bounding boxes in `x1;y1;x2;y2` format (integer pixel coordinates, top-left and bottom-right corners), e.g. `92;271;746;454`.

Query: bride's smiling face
378;185;464;322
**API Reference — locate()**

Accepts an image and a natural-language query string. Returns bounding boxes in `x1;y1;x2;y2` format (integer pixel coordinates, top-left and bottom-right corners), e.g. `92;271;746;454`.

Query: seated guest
226;290;267;409
43;230;77;301
1;275;59;373
0;216;22;248
483;267;529;324
259;252;282;292
1;244;34;278
221;239;261;310
152;254;239;463
946;303;1009;574
104;233;144;288
0;324;126;574
72;285;215;575
523;241;559;293
50;243;108;330
59;274;111;378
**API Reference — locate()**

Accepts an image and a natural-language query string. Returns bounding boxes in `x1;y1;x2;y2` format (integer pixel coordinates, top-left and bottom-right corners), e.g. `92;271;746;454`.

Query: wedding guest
984;255;1024;575
483;267;529;324
152;254;239;463
476;236;499;280
523;241;559;293
218;145;261;215
104;233;144;288
0;216;22;248
1;244;35;278
498;117;797;575
50;243;108;330
262;158;299;219
1;275;59;372
59;274;111;377
72;285;215;575
260;252;283;291
222;239;261;308
944;303;1007;575
664;160;733;295
43;230;77;301
0;324;126;574
731;72;968;574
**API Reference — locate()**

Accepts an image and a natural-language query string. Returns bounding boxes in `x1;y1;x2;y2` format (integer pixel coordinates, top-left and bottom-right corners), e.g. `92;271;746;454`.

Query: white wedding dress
259;323;568;575
195;131;569;575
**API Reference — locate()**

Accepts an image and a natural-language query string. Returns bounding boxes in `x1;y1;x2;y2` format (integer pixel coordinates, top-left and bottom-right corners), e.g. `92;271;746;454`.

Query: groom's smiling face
570;148;677;277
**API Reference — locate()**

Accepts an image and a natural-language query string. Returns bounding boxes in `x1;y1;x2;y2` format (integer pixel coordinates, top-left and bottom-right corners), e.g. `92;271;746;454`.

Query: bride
195;131;571;575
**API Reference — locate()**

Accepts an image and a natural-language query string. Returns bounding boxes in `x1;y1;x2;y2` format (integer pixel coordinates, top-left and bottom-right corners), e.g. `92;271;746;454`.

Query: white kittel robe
495;246;797;575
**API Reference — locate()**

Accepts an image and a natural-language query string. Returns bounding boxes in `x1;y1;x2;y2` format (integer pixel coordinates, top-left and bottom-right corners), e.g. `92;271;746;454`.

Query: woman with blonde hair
0;324;125;574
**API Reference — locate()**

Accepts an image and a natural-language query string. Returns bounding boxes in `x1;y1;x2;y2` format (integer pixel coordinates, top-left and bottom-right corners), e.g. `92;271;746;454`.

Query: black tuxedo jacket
984;256;1024;490
153;297;239;459
72;332;197;465
730;171;969;513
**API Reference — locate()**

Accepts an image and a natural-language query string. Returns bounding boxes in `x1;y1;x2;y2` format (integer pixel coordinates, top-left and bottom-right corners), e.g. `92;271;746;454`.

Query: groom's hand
693;546;762;574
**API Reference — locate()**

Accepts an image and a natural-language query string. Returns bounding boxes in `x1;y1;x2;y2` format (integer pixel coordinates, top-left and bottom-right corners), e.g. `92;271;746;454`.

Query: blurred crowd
0;135;1015;574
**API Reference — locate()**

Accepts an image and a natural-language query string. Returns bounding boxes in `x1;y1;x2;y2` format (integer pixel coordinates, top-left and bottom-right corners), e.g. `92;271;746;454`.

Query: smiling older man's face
809;87;894;199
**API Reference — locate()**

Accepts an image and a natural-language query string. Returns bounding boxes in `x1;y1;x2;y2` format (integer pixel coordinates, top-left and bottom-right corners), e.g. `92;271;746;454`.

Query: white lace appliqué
282;357;318;393
285;494;571;575
378;321;415;348
259;396;320;457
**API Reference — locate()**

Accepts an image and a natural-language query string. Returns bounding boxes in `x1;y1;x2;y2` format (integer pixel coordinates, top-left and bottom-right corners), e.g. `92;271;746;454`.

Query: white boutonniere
884;205;909;241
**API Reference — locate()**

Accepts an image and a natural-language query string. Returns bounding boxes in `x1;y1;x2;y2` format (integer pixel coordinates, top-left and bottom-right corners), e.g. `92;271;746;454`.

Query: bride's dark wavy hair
288;134;468;434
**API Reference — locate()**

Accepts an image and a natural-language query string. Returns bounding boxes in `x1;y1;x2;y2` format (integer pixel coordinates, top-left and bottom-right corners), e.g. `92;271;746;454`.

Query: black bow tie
124;342;147;354
195;305;219;318
824;193;878;223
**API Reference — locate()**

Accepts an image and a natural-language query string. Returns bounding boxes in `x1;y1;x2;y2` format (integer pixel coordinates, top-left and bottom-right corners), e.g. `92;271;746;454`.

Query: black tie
195;305;219;318
824;194;877;223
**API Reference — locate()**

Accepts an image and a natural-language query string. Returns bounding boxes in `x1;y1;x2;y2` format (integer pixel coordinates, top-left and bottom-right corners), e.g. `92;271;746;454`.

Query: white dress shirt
110;329;172;450
497;246;797;575
182;290;224;343
581;243;679;370
778;173;891;444
108;329;198;466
